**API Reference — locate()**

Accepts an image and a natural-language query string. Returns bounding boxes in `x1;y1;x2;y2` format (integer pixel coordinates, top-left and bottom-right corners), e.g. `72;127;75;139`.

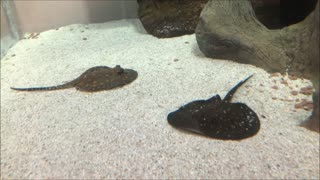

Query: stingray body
167;75;260;140
10;65;138;92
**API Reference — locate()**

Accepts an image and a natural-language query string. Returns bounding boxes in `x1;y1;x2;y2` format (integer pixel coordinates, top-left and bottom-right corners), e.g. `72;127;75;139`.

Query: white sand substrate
1;19;319;179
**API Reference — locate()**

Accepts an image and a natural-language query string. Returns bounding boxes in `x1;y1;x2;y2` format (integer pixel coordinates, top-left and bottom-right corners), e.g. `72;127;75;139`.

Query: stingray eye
117;68;124;75
115;65;124;75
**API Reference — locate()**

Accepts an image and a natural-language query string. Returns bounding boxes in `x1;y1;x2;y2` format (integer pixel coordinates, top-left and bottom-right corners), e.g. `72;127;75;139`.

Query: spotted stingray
10;65;138;92
167;75;260;140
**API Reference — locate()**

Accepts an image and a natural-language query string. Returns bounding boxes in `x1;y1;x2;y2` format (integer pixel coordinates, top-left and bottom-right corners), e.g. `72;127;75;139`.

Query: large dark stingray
167;75;260;140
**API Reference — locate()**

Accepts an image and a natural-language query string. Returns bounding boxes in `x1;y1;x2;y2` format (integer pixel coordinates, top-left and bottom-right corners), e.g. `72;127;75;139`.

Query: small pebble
294;103;303;109
306;103;313;111
270;72;280;77
288;75;298;80
280;72;286;76
280;98;294;102
30;33;39;39
294;99;313;111
280;80;288;85
299;86;314;95
271;85;279;90
291;91;298;96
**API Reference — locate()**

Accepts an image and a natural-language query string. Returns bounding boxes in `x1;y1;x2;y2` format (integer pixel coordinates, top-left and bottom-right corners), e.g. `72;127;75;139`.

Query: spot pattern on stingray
10;65;138;92
167;75;260;140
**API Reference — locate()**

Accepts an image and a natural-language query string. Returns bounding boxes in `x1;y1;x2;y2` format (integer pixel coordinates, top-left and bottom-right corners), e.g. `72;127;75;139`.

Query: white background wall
0;1;9;38
1;0;138;58
1;5;10;38
13;0;138;33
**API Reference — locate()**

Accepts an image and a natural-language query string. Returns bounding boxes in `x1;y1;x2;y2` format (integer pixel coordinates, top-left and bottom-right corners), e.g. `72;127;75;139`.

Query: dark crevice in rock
251;0;318;29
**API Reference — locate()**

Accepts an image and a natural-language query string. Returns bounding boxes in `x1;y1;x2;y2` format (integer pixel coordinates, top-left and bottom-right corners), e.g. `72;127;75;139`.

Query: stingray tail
10;82;74;91
223;74;254;102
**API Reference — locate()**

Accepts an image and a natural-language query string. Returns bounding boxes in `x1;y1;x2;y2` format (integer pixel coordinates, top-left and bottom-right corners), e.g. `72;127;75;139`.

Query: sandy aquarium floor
1;19;319;179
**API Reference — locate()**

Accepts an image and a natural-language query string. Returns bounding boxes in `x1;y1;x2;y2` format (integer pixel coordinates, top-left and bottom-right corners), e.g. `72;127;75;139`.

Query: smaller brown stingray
10;65;138;92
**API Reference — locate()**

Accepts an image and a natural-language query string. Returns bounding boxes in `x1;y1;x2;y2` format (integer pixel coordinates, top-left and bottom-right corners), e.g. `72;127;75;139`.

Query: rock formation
138;0;208;38
196;0;319;132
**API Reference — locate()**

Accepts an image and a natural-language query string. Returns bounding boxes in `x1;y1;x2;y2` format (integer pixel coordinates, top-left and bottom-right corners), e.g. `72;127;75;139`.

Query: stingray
10;65;138;92
167;75;260;140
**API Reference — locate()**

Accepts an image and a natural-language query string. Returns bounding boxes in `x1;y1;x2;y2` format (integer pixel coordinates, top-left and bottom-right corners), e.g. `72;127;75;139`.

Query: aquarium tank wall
1;0;138;58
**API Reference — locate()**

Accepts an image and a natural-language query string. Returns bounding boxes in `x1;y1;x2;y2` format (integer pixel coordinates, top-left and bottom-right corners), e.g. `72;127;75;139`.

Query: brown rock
196;0;319;83
138;0;208;38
